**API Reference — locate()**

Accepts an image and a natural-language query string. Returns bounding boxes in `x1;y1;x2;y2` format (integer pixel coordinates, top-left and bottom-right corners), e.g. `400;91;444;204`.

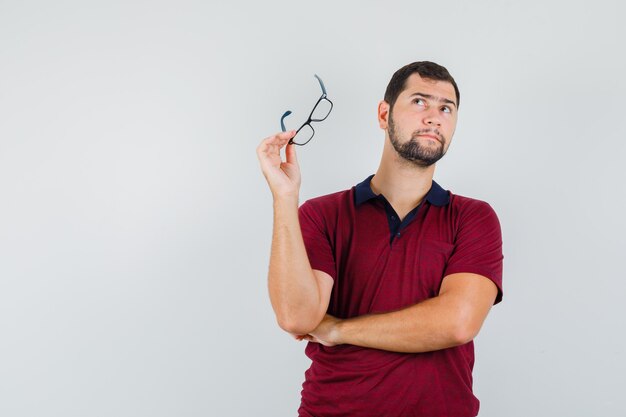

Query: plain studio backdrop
0;1;624;416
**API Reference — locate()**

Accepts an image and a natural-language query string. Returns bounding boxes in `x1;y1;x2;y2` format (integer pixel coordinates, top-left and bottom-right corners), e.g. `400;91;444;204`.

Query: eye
442;106;451;113
413;98;426;106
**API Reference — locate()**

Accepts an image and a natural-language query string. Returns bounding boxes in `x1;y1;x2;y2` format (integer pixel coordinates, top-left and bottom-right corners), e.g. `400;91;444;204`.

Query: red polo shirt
297;174;504;417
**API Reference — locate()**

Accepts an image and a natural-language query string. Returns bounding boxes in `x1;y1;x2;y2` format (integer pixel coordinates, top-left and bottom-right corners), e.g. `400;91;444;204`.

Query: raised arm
256;131;333;335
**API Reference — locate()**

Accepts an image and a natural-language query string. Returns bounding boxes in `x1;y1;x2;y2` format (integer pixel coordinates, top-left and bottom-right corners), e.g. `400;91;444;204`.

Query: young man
256;61;504;417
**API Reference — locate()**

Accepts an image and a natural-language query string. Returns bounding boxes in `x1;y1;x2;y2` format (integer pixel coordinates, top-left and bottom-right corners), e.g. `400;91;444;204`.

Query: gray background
1;1;624;416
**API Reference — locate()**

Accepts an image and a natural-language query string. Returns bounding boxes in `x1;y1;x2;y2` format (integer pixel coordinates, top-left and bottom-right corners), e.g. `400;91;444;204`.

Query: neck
370;140;436;209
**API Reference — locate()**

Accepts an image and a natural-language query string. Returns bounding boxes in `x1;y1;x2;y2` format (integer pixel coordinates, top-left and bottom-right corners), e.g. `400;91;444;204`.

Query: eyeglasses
280;74;333;146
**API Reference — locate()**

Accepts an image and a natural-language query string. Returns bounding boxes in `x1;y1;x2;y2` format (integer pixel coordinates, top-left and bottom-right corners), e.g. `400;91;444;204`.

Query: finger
257;131;296;157
264;130;297;146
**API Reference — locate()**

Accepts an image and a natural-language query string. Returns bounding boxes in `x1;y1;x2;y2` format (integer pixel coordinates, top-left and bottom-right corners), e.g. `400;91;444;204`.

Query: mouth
417;134;440;143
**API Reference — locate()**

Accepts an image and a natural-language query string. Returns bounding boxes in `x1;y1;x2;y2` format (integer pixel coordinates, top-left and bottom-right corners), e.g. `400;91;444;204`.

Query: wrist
331;317;346;345
273;193;299;207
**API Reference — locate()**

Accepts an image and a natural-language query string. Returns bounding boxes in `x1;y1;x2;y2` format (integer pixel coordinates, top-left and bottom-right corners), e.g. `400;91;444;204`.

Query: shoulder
298;188;353;229
300;188;353;213
447;192;502;232
449;192;498;216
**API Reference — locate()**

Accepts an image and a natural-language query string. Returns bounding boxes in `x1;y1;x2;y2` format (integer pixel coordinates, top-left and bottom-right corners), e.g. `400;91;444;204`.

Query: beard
388;111;447;167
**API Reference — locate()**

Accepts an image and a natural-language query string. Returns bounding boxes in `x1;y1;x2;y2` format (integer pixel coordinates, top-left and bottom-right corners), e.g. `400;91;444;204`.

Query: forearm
336;293;468;353
268;197;321;334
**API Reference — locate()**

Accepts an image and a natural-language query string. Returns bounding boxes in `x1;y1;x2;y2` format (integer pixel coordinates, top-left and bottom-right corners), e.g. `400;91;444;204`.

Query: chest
330;203;457;317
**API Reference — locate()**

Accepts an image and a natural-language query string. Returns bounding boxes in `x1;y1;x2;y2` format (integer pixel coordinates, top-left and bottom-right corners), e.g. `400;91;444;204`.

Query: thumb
285;133;299;165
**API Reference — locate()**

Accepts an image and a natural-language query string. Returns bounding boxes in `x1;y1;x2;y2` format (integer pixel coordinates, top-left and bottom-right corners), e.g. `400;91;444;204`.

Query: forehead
401;73;456;103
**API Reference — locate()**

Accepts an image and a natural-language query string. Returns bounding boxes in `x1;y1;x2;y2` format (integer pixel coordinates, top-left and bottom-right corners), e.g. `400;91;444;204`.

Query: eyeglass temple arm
314;74;327;96
280;110;292;132
280;74;327;132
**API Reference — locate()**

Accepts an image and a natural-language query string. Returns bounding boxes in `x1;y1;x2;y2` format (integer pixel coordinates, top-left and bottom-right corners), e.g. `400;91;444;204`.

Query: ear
377;100;390;130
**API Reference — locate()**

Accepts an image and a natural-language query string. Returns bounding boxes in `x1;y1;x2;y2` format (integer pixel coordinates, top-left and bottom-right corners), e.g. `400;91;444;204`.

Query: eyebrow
408;92;457;108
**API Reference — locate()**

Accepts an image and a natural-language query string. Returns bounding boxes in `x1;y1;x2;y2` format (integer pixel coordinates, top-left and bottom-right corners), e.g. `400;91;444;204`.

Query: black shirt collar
354;174;450;207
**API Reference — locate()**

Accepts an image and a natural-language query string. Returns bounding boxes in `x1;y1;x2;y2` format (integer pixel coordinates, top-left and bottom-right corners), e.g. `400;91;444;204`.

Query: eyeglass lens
310;98;332;121
292;124;314;145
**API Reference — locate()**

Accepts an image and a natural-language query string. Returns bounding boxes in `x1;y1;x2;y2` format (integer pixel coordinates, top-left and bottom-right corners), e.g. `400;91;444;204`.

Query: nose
423;109;442;127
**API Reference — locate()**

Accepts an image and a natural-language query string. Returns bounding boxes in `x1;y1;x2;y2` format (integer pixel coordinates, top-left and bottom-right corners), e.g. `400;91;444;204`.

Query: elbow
276;313;318;335
451;314;480;346
452;325;476;346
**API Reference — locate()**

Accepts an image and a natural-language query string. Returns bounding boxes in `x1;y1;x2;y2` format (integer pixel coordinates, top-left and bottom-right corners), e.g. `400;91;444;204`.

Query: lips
418;134;440;142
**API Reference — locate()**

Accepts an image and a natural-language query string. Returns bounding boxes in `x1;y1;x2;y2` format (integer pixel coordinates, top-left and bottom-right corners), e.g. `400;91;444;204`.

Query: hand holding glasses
280;74;333;146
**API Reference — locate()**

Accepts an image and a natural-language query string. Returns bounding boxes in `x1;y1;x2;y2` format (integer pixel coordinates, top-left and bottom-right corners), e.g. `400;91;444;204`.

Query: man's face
385;73;458;167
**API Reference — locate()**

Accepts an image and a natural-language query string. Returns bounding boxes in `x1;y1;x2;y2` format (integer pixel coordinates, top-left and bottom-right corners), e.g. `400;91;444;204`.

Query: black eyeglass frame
280;74;333;146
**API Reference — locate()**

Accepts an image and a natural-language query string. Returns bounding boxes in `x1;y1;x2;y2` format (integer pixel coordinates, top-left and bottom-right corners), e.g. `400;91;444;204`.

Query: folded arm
303;272;498;353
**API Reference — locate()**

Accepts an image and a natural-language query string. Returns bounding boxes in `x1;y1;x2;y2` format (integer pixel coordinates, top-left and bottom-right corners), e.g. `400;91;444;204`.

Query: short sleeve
443;201;504;305
298;200;337;281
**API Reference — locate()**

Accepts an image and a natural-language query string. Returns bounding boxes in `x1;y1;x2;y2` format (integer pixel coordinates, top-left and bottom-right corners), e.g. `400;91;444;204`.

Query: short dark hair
384;61;460;111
